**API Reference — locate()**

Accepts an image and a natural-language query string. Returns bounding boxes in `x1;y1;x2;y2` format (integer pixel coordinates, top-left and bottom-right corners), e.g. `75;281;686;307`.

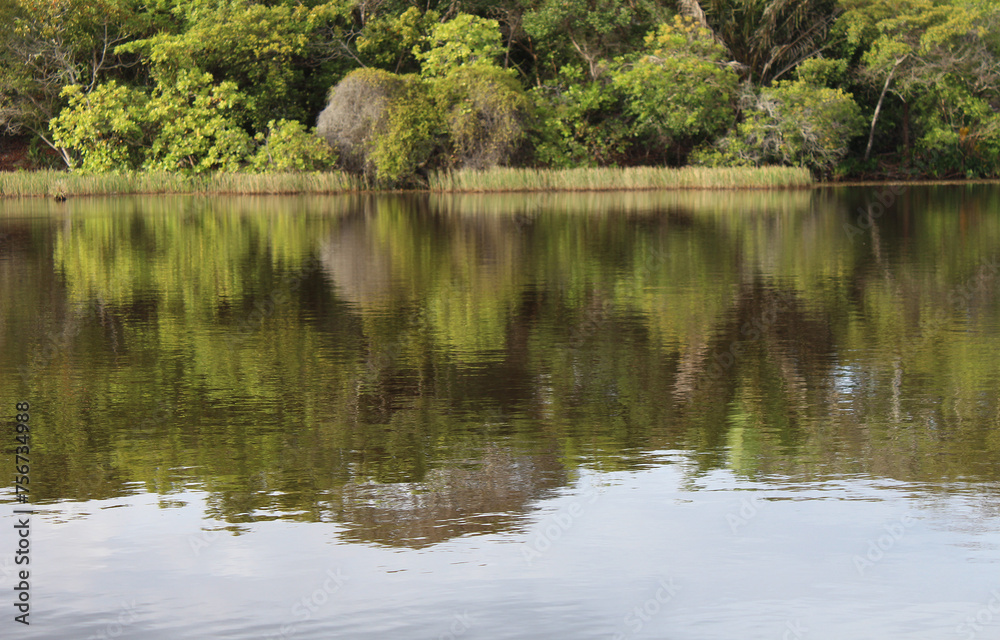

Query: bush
696;80;865;174
50;82;149;173
432;66;529;170
250;119;335;172
529;66;632;168
316;68;440;184
144;70;253;173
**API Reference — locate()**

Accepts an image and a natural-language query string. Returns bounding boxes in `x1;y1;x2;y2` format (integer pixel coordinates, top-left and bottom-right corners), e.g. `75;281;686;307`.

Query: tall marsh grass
0;165;811;198
428;166;813;192
0;170;364;197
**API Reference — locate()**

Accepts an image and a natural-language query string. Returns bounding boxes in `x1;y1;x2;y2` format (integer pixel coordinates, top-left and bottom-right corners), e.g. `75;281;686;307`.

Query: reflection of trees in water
9;189;1000;541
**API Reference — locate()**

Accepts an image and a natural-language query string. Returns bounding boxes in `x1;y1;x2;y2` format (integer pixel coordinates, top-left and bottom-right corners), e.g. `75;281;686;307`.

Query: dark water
2;188;1000;639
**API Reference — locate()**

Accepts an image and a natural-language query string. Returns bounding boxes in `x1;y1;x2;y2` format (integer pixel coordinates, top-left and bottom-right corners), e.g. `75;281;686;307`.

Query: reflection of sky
4;459;999;640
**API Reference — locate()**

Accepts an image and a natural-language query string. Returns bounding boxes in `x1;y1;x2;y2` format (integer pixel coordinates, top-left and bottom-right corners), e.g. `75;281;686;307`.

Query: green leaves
697;79;865;174
612;18;739;147
414;13;504;78
250;120;335;173
50;81;149;172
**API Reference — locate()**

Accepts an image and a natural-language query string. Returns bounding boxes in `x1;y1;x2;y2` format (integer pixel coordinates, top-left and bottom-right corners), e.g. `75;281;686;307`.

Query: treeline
1;0;998;183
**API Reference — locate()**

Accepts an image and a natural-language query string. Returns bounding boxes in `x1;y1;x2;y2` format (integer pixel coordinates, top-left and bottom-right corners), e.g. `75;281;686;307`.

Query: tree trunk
864;57;905;163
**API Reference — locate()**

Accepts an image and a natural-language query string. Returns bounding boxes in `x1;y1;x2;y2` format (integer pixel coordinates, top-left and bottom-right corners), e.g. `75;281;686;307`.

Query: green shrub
696;80;865;174
50;82;149;173
250;119;335;172
612;17;739;148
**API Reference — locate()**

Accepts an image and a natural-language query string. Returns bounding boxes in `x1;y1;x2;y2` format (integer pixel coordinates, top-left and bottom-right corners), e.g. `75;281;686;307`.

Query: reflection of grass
429;166;813;191
0;170;364;197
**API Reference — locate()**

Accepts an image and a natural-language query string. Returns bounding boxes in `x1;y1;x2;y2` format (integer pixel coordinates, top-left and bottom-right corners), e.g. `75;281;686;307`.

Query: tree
696;78;865;173
519;0;668;81
119;0;356;130
839;0;1000;171
676;0;841;83
0;0;145;165
49;81;149;172
413;13;504;78
356;6;439;73
612;17;739;156
143;69;252;173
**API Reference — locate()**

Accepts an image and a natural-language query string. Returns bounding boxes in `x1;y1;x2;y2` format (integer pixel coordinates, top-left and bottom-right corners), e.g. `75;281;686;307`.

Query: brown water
2;187;1000;639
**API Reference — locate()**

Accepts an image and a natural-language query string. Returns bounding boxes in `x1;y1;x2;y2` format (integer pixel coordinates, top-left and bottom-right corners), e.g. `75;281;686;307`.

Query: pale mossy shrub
431;66;530;170
316;68;439;185
250;119;336;172
693;79;865;175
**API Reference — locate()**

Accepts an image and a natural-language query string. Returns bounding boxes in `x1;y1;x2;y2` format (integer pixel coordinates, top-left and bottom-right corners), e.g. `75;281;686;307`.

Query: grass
0;165;812;198
428;166;813;192
0;170;364;198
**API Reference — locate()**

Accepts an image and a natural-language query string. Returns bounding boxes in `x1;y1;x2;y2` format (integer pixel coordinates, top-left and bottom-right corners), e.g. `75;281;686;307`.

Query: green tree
414;13;504;78
520;0;667;80
839;0;1000;173
697;79;865;173
530;60;644;168
119;0;355;130
677;0;841;83
49;81;149;172
357;7;439;73
0;0;147;165
612;17;739;158
143;69;252;173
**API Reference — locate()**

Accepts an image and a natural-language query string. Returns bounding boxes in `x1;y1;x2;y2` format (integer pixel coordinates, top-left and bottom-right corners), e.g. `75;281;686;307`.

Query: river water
2;187;999;639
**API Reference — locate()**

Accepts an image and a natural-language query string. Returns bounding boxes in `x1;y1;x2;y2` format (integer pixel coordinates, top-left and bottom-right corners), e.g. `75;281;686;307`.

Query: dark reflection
3;188;1000;545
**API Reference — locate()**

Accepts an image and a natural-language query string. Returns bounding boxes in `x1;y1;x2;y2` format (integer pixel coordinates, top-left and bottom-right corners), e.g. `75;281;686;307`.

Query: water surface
2;188;1000;639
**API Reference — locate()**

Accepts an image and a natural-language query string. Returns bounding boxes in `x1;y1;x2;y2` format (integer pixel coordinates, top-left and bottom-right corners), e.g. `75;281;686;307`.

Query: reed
0;170;365;197
0;166;810;198
427;166;813;192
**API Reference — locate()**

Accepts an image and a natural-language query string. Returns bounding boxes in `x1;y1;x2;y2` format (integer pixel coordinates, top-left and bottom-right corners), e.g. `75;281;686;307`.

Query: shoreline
2;167;997;199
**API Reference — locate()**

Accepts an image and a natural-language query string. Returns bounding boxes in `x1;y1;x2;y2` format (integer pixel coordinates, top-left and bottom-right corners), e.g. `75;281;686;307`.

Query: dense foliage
3;0;998;181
